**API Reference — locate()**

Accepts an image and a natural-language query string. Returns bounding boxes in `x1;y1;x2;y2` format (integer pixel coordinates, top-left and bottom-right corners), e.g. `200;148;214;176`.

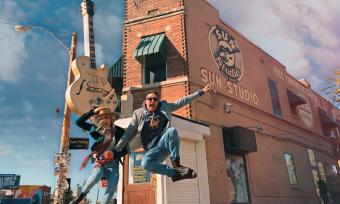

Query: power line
0;20;17;26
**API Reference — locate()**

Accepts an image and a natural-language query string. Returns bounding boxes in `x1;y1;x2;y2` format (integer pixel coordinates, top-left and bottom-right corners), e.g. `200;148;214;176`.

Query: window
226;153;250;203
308;149;320;194
286;89;306;116
134;33;167;84
268;78;282;117
290;105;298;116
317;162;327;181
284;153;298;185
143;54;166;84
311;169;320;195
307;149;317;168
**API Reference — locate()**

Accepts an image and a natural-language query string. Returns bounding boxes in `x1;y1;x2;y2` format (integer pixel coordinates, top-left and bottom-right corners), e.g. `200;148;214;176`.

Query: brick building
110;0;340;203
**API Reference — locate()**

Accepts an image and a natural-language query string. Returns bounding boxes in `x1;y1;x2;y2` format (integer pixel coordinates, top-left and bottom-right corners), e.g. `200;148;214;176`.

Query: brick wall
123;0;190;117
125;0;184;20
123;14;187;88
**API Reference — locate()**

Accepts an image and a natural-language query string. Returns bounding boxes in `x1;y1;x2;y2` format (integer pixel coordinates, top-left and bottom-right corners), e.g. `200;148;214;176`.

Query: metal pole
54;32;77;204
96;184;100;203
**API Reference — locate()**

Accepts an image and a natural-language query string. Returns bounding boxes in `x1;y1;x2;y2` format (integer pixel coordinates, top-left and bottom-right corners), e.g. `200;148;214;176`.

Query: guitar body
66;56;117;116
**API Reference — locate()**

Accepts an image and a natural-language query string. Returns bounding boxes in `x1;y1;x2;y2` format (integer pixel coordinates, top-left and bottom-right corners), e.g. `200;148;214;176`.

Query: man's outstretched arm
167;84;211;112
114;110;139;152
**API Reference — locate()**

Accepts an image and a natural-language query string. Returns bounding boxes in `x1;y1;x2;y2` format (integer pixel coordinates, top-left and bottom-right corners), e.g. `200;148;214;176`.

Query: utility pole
54;32;77;204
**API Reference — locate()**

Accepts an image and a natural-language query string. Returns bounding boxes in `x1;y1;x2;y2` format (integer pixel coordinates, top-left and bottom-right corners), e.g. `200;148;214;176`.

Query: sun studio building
107;0;340;203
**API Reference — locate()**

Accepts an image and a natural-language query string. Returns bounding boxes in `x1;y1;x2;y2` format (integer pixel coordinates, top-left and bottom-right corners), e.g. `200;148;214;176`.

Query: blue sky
0;0;339;202
0;0;125;201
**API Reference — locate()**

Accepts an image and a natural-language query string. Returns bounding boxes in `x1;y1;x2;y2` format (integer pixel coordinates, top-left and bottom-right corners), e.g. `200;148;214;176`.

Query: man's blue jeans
81;160;119;204
141;127;180;177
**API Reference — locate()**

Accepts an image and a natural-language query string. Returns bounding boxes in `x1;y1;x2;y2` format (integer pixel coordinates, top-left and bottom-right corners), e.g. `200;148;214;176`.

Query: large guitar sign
66;56;117;116
66;0;117;117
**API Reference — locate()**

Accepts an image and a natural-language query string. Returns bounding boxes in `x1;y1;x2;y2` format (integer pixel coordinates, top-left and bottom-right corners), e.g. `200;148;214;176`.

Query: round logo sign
209;25;244;83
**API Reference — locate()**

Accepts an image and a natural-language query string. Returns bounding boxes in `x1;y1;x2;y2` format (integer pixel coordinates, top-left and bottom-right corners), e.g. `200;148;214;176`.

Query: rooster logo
209;25;244;83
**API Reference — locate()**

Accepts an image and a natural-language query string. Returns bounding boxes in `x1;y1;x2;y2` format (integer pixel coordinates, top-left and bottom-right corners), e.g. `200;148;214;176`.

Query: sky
0;0;339;202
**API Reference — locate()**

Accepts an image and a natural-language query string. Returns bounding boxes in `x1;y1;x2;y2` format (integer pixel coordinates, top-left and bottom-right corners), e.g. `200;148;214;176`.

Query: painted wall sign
272;66;315;127
209;25;244;83
201;67;259;105
297;99;314;128
273;66;318;104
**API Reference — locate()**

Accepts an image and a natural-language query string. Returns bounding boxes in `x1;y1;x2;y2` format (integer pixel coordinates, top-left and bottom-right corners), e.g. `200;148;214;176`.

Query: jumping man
114;84;211;182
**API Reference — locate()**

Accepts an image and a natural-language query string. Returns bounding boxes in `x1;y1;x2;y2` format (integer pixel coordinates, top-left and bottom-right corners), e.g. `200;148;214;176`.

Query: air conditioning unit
222;126;257;153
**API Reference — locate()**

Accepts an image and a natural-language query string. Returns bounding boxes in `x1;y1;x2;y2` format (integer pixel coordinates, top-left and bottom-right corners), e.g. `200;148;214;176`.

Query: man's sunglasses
146;97;159;101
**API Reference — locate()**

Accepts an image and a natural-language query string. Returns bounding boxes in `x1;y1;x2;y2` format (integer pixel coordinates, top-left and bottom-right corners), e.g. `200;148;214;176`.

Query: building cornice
124;7;184;26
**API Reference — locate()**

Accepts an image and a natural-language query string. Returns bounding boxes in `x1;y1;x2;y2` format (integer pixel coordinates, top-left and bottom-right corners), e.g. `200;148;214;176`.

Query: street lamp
14;25;70;51
15;24;77;204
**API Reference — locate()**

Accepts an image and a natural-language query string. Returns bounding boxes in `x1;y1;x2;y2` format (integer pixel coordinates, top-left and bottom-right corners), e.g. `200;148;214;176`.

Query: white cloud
208;0;340;90
95;14;121;39
0;142;13;156
38;135;47;141
0;1;28;83
36;73;48;82
75;42;105;67
95;43;105;65
23;99;34;113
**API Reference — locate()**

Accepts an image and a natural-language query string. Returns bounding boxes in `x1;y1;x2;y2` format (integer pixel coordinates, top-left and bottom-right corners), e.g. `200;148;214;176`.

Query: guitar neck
81;0;96;69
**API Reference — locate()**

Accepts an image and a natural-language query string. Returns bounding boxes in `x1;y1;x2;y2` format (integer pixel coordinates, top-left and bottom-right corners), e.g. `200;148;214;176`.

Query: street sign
69;138;89;150
0;174;20;190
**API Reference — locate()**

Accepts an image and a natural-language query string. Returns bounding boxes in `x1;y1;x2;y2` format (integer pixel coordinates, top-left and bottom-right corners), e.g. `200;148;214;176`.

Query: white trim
176;127;203;142
122;76;188;92
171;116;211;136
117;158;124;204
115;115;211;204
156;174;166;204
114;117;133;128
196;140;211;204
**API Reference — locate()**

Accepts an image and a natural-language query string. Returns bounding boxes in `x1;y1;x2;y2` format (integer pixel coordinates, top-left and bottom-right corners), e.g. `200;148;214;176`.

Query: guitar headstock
81;0;95;17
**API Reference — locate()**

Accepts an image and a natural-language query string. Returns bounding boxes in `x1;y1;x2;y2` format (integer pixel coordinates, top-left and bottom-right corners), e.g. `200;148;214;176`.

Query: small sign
69;138;89;150
0;174;20;190
129;151;151;184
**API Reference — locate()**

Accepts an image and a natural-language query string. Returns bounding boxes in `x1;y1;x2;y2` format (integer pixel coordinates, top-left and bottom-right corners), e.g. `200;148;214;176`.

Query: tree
321;69;340;108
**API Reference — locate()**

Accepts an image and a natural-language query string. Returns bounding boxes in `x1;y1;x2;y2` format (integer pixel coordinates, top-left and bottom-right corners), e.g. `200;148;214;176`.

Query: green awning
134;33;166;58
109;55;123;78
108;55;124;95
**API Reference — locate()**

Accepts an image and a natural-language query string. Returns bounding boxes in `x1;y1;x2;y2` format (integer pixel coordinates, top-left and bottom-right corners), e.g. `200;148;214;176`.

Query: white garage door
167;140;200;204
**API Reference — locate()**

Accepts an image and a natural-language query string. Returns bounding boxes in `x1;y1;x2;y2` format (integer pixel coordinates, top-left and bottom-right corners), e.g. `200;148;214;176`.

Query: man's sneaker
171;168;197;182
170;157;197;182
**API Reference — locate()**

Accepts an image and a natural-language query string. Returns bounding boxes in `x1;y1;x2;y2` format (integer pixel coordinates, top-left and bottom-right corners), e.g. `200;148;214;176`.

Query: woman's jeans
81;160;119;204
141;127;180;177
